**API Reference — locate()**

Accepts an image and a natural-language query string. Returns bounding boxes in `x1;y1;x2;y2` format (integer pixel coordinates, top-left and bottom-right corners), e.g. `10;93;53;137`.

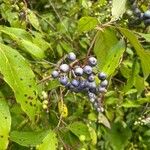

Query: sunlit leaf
77;16;98;33
37;130;58;150
0;43;41;121
111;0;127;20
119;27;150;79
10;130;49;147
0;92;11;150
67;122;91;141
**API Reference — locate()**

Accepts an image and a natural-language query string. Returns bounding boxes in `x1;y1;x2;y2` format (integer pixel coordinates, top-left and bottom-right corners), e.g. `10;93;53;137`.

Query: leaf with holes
0;92;11;150
37;130;58;150
101;40;125;76
67;122;91;141
0;43;41;121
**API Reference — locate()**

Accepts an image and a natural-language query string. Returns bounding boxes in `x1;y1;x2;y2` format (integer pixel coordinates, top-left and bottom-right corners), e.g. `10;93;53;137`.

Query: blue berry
88;57;97;66
68;52;76;61
100;80;108;87
59;76;68;85
74;67;83;76
71;79;79;87
98;86;107;93
143;10;150;19
88;74;95;82
88;81;96;89
60;64;69;72
88;92;96;99
51;70;59;78
98;72;107;80
83;65;92;75
77;80;87;90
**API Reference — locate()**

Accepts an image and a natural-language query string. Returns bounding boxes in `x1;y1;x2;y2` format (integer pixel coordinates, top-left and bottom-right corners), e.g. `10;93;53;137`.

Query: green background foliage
0;0;150;149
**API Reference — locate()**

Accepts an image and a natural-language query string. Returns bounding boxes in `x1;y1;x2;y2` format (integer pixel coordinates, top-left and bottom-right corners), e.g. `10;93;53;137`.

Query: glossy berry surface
60;64;69;72
83;65;93;75
143;10;150;19
59;76;68;85
100;80;108;87
88;74;95;82
98;86;107;93
74;67;83;76
98;72;107;80
51;70;59;78
71;79;79;87
51;52;108;113
68;52;76;61
88;57;97;66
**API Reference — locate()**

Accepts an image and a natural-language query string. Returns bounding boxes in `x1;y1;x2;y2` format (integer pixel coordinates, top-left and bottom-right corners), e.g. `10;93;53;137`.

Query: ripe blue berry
98;72;107;80
98;86;107;93
71;79;79;87
59;76;68;85
51;70;59;78
88;92;96;99
83;65;92;75
68;52;76;61
143;10;150;19
88;57;97;66
100;80;108;87
88;74;95;82
77;80;86;90
60;64;69;72
88;81;96;89
74;67;83;76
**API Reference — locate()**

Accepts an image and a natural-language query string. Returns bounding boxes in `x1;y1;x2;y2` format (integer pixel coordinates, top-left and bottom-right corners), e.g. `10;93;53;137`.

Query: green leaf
119;28;150;79
0;92;11;150
67;122;91;141
0;43;41;121
101;40;125;76
0;27;45;59
10;130;50;147
88;126;97;145
111;0;127;20
94;28;118;69
27;9;41;31
98;113;111;129
144;130;150;137
77;17;98;33
0;26;32;40
19;39;45;59
121;99;140;108
106;122;131;150
138;33;150;42
37;130;58;150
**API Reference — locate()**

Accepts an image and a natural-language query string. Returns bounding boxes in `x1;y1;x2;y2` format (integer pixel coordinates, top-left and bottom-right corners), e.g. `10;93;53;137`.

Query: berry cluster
129;1;150;26
51;52;108;112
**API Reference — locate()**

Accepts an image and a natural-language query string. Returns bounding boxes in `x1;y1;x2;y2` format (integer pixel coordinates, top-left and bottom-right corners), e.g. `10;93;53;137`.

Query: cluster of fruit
129;0;150;26
51;52;108;112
